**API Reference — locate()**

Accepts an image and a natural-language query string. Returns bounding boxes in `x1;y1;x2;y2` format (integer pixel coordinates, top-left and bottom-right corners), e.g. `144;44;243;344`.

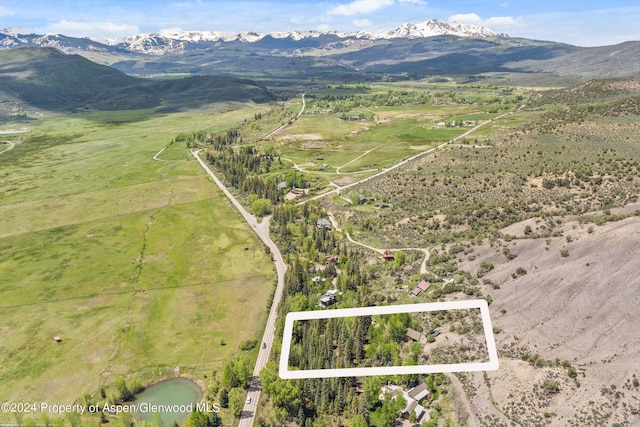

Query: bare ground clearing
280;133;324;141
457;212;640;426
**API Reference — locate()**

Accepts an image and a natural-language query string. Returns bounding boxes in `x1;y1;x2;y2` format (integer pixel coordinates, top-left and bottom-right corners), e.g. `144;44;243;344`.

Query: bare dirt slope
456;211;640;426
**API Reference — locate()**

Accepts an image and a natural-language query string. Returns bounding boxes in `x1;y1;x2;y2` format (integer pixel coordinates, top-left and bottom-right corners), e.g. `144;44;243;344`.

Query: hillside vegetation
0;47;275;114
341;77;640;248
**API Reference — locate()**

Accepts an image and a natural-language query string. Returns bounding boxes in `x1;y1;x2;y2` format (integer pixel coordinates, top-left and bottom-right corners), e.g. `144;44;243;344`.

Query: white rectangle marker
279;299;499;379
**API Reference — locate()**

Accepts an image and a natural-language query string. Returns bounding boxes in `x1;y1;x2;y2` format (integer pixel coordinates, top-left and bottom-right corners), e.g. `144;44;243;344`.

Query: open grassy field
0;102;274;418
269;95;509;186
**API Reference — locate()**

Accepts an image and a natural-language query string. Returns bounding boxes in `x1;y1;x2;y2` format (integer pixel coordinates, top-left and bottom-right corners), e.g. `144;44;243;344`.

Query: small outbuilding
53;336;62;343
404;328;421;342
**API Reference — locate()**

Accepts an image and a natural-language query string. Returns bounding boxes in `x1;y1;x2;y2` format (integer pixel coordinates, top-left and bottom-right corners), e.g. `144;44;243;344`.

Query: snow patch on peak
0;19;508;55
1;28;33;37
381;19;502;39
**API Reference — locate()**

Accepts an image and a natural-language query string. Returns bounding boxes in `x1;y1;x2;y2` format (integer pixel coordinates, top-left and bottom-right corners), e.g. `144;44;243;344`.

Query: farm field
253;82;522;193
0;103;275;418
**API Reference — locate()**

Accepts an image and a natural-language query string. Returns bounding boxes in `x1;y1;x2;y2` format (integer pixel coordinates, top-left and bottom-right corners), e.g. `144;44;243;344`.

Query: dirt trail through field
335;145;382;174
0;141;15;155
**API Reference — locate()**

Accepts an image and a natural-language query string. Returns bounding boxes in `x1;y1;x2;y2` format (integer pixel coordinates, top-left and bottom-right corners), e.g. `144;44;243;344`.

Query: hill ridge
0;47;276;112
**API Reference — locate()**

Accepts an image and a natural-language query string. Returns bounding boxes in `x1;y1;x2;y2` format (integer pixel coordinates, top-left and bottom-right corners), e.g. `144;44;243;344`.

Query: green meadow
0;103;274;412
272;100;501;182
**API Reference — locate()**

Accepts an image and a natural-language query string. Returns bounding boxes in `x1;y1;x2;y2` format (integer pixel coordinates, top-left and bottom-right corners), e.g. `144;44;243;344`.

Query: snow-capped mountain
0;19;507;55
115;19;507;54
383;19;505;39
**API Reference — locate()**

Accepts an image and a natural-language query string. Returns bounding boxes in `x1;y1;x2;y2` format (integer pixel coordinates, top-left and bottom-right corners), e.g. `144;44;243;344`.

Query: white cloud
353;19;372;27
448;13;482;24
0;6;14;16
448;13;520;29
44;20;140;38
398;0;426;5
484;16;518;27
328;0;394;16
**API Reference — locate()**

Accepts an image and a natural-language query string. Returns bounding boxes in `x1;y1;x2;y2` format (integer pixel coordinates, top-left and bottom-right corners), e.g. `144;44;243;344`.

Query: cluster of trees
175;128;241;149
200;351;256;421
288;315;371;371
206;147;283;203
306;87;521;117
204;142;309;213
256;202;456;425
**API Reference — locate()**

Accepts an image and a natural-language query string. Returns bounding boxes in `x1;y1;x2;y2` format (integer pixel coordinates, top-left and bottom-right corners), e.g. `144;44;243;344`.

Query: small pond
133;377;202;425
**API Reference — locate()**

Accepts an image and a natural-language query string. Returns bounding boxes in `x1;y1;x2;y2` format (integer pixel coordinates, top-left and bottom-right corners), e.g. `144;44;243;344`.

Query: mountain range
0;18;639;113
1;20;507;55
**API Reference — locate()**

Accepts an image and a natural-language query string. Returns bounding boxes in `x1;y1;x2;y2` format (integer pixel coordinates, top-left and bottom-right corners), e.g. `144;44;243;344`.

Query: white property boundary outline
279;299;499;379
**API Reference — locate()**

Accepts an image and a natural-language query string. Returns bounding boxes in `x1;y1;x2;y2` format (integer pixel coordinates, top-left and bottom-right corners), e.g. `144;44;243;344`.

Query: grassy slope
0;47;275;113
0;104;274;412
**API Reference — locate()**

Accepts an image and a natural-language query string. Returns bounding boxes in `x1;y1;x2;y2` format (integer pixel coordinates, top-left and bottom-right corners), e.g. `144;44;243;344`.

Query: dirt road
0;141;15;155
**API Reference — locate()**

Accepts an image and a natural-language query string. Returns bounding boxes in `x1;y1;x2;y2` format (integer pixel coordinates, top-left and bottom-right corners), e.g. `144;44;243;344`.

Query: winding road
191;150;287;426
326;211;430;275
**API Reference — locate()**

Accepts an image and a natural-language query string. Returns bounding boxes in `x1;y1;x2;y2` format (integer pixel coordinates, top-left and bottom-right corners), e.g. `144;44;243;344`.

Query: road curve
192;150;287;426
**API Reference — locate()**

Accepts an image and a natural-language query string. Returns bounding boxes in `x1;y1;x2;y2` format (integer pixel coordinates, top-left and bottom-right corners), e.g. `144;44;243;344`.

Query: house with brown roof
325;254;338;264
411;279;431;296
408;383;429;402
382;250;395;261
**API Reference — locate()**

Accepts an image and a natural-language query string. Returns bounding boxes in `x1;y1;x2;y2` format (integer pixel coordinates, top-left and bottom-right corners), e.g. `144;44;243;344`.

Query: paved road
192;150;287;426
190;106;517;424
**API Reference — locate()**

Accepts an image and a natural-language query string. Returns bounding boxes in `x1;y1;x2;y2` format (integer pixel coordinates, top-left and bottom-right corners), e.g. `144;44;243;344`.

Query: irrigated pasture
0;103;274;411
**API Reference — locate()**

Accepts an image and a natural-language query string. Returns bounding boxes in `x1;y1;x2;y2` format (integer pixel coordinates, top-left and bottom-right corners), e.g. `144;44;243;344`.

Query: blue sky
1;0;638;46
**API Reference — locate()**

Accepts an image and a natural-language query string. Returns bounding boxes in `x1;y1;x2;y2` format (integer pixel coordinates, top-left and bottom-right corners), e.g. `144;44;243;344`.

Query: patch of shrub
239;339;257;351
